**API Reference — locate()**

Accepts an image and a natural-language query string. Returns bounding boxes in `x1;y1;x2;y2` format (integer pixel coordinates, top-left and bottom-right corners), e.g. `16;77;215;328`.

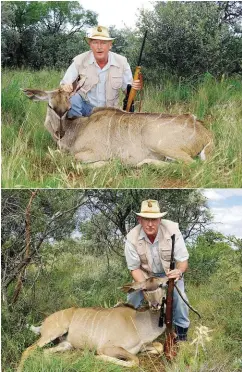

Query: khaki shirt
61;51;132;107
125;220;189;276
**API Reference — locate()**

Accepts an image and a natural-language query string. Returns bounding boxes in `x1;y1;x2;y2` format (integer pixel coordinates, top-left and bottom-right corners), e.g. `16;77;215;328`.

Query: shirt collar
88;51;119;67
138;227;161;244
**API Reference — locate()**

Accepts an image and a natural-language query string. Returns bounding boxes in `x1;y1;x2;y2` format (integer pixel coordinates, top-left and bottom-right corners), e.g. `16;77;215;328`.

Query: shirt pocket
77;75;86;89
110;76;123;89
78;75;99;93
161;249;171;262
139;254;149;265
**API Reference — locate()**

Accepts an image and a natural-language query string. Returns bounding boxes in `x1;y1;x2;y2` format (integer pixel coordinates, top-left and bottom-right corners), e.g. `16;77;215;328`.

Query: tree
218;1;242;29
1;1;97;68
109;26;142;71
186;230;237;285
79;189;213;257
1;189;86;303
136;1;242;78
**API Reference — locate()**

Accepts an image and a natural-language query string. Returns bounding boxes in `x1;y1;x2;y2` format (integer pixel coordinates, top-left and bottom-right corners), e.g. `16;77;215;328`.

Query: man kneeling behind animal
125;199;190;341
60;25;141;118
17;277;168;371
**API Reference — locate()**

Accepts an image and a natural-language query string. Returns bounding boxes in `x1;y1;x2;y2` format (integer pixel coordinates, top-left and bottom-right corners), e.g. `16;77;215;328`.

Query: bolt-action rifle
123;30;147;112
159;234;201;360
164;234;178;360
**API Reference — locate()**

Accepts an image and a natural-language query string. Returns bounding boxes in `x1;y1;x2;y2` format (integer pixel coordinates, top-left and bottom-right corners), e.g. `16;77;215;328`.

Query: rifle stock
164;234;177;360
125;30;147;112
126;66;141;112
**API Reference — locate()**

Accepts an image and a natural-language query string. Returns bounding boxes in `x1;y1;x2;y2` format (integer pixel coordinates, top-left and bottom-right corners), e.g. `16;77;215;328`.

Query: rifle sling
174;282;201;319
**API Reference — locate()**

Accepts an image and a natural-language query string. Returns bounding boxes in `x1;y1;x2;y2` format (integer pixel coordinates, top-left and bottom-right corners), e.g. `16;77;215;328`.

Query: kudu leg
141;341;164;354
136;159;169;167
74;151;110;168
44;340;73;354
162;149;194;164
96;346;139;367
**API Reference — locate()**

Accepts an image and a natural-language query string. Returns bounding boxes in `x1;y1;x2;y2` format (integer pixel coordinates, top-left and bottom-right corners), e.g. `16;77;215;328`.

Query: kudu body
18;278;167;371
22;88;214;166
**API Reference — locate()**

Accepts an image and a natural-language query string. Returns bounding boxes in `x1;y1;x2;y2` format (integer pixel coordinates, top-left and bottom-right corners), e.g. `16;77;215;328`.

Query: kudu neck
135;308;165;343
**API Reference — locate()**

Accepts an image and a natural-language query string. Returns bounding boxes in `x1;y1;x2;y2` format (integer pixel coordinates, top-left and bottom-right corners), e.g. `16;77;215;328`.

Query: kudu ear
121;280;148;293
121;277;168;293
21;88;50;101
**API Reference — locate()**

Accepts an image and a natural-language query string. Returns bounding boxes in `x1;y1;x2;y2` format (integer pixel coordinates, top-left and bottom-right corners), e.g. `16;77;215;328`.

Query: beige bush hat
86;25;115;41
135;199;167;219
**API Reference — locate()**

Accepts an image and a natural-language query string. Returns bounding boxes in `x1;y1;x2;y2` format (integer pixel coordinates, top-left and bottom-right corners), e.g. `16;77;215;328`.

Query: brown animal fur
17;278;168;371
22;88;214;166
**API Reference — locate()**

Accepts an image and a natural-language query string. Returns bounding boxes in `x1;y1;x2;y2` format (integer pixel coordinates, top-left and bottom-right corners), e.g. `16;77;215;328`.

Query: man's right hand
60;84;73;93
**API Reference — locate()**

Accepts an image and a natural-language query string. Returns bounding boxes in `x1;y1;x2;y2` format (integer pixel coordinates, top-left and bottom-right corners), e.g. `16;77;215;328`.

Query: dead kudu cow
17;278;167;371
22;88;213;166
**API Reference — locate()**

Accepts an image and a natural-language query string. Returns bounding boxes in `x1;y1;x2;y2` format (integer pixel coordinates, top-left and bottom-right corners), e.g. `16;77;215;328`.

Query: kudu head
22;88;72;140
122;277;168;311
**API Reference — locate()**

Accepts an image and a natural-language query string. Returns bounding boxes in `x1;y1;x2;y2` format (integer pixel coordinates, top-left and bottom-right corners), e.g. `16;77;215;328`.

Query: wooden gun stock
125;30;147;112
164;234;177;360
126;66;141;112
164;276;177;360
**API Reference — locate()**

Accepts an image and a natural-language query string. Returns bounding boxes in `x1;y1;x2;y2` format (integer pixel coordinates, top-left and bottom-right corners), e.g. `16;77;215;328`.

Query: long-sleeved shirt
60;51;133;107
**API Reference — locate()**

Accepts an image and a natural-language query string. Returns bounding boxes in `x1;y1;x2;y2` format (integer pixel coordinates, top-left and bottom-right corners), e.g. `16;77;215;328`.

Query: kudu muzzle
48;104;69;140
143;283;167;311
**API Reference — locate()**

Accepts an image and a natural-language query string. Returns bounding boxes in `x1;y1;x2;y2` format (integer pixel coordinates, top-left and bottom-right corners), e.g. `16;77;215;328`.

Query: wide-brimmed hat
135;199;167;219
86;25;115;41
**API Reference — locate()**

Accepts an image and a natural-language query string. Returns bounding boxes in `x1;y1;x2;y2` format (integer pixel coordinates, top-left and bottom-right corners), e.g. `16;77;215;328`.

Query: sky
202;189;242;239
79;0;154;29
72;189;242;240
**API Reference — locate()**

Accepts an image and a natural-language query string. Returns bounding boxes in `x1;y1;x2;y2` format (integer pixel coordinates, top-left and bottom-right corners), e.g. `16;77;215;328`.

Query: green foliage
137;1;242;79
22;350;126;372
110;26;146;71
2;1;242;77
187;230;233;285
1;189;86;301
1;1;97;69
2;69;242;188
2;233;242;371
80;189;211;258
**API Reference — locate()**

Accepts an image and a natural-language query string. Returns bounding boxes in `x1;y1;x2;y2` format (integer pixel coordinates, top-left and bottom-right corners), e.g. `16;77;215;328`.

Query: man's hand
166;268;182;281
60;84;73;93
132;79;142;91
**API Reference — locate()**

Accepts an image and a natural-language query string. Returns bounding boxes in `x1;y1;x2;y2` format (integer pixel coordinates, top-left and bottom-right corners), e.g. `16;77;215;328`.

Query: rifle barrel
170;234;175;270
137;30;148;66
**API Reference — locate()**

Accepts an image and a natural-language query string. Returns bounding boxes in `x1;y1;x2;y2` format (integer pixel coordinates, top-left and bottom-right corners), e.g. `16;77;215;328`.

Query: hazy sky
202;189;242;239
80;0;154;29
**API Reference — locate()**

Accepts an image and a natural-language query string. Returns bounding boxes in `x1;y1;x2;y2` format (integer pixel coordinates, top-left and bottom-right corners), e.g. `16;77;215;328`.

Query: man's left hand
166;269;182;281
132;79;142;91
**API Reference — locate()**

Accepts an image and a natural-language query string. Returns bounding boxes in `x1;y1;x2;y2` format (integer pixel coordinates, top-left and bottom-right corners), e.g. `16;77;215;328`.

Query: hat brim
135;211;168;219
86;36;115;41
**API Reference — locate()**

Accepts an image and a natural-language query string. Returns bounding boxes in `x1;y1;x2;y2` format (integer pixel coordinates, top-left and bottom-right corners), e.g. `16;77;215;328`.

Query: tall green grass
2;241;242;371
2;69;242;188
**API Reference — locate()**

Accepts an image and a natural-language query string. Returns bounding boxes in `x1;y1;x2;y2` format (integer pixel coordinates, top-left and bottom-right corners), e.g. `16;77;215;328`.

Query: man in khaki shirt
125;199;190;341
60;25;141;118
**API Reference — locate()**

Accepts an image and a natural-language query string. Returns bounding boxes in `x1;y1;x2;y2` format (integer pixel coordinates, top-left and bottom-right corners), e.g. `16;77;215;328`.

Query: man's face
138;217;161;240
88;39;112;64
